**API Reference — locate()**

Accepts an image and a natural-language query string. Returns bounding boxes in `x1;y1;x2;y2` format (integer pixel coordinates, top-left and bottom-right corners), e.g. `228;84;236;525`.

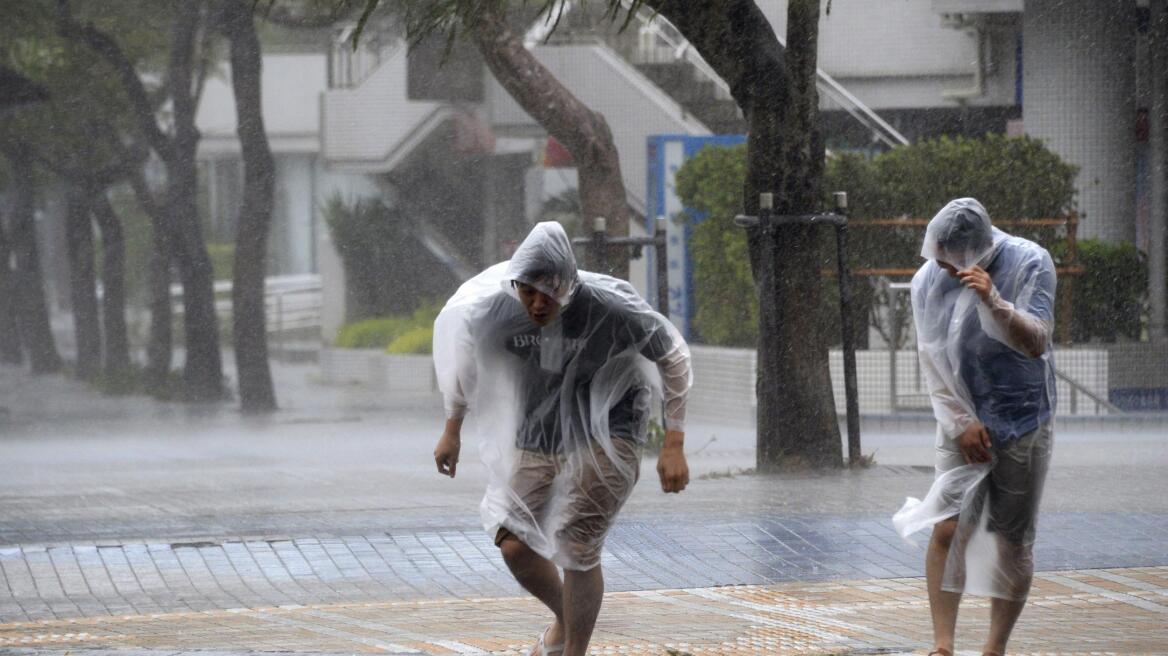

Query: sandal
928;650;952;656
528;625;564;656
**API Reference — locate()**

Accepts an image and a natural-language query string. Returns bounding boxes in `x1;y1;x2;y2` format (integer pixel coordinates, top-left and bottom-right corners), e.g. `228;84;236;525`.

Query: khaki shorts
494;439;641;570
936;422;1053;545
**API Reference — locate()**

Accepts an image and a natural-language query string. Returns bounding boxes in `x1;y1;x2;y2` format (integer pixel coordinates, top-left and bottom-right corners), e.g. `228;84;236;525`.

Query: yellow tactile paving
0;568;1165;654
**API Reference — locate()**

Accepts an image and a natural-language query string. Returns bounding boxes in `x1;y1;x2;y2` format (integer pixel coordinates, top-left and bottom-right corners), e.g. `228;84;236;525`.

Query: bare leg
562;565;605;656
983;540;1033;655
927;519;961;655
499;536;565;647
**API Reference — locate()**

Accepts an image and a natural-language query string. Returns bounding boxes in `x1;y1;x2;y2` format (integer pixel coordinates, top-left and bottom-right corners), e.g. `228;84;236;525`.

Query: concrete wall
196;53;325;156
1022;0;1139;242
759;0;1018;110
688;345;1112;427
270;155;318;274
321;42;445;170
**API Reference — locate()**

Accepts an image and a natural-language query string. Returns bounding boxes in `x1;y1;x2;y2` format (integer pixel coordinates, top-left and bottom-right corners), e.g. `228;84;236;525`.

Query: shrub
334;317;412;349
674;143;756;346
387;325;434;354
1070;239;1147;342
206;243;235;281
334;298;444;350
675;135;1081;347
324;195;458;320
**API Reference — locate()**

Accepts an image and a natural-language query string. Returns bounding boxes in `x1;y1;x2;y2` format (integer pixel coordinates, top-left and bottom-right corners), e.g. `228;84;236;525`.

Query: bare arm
652;334;691;493
981;287;1049;358
434;416;464;478
957;266;1051;358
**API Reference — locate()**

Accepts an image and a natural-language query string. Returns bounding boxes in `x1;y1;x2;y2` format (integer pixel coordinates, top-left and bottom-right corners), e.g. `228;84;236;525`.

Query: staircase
536;2;908;145
634;62;745;134
538;3;744;134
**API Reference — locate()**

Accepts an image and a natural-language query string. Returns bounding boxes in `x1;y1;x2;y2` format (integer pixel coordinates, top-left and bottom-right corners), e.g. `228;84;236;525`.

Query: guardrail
170;274;323;347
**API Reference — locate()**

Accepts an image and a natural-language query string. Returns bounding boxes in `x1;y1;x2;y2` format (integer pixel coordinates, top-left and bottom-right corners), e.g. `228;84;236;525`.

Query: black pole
654;216;669;316
832;191;862;465
591;216;609;274
756;193;777;468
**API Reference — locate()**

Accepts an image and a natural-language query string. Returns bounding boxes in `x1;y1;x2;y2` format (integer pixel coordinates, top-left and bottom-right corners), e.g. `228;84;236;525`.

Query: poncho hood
503;221;581;307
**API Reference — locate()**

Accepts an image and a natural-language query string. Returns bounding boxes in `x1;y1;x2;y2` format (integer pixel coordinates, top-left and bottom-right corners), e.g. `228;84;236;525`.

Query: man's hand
656;430;689;493
957;421;992;464
956;265;994;304
434;424;462;478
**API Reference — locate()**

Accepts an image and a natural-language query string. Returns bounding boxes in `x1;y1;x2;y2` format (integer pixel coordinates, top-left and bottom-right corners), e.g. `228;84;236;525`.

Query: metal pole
889;296;899;413
833;191;862;465
1149;0;1168;343
592;216;608;273
756;193;775;465
654;216;669;316
275;291;284;361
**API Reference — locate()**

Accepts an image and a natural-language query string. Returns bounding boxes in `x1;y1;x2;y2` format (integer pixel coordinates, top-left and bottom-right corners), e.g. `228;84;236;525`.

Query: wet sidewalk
2;566;1165;655
2;362;1166;653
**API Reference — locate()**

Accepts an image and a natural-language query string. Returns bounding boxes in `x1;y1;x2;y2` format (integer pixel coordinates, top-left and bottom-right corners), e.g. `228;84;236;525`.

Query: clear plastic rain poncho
893;198;1057;601
434;222;691;570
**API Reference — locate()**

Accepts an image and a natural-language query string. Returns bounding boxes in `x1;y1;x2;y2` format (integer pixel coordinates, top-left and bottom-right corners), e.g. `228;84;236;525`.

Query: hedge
387;325;434;354
674;134;1107;347
334;298;443;350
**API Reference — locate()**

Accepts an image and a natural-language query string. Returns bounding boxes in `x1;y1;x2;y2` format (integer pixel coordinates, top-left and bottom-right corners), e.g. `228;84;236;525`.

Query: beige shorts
494;439;641;570
935;422;1053;545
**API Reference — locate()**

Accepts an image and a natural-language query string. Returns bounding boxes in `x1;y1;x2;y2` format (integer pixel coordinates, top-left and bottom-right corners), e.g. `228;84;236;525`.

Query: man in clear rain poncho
893;198;1056;656
431;222;692;656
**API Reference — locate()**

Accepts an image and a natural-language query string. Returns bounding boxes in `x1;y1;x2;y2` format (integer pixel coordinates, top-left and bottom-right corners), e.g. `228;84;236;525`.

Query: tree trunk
64;183;102;380
0;213;24;365
222;0;276;411
649;0;842;468
4;146;62;373
130;170;175;386
168;0;224;401
58;0;221;398
91;191;132;377
469;5;631;277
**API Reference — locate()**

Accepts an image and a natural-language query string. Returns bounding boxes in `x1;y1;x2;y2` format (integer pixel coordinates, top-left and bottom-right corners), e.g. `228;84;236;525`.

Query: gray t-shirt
481;284;676;453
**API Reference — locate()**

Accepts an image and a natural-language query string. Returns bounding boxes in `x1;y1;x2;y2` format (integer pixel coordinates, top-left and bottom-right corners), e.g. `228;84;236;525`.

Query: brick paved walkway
1;567;1165;655
3;363;1166;653
2;513;1166;623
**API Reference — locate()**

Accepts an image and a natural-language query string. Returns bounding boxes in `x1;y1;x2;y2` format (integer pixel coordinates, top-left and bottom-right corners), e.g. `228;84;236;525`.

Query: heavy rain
1;1;1166;654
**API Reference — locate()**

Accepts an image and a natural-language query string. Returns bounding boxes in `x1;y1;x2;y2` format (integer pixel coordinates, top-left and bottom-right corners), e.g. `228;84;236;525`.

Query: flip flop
528;624;564;656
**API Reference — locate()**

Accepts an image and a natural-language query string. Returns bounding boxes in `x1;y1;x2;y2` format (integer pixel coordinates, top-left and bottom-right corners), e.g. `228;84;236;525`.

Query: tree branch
55;0;174;161
642;0;786;119
469;6;608;163
259;1;357;28
129;168;165;223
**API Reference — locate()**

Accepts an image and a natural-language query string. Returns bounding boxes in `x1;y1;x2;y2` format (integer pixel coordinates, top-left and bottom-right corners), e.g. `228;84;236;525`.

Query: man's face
515;282;560;327
937;260;959;278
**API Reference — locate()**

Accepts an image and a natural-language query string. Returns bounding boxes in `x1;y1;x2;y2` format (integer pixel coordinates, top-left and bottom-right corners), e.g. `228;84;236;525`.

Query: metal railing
1054;367;1123;415
328;23;405;89
613;1;910;147
883;282;1121;416
170;274;323;350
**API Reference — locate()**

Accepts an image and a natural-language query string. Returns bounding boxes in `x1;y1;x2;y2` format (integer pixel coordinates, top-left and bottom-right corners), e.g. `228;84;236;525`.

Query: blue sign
646;134;746;339
1109;388;1168;411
